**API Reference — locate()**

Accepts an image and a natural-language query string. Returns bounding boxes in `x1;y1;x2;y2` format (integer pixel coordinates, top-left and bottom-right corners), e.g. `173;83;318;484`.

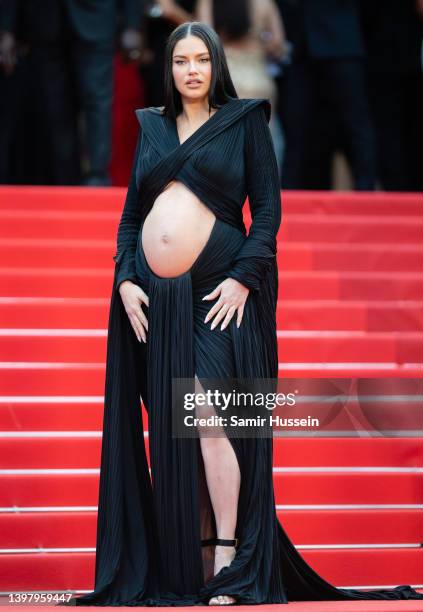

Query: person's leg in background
367;71;409;191
70;37;114;186
0;0;81;185
279;59;316;189
268;111;285;183
322;58;376;191
0;57;27;183
31;0;81;185
403;71;423;192
303;61;338;190
30;37;81;185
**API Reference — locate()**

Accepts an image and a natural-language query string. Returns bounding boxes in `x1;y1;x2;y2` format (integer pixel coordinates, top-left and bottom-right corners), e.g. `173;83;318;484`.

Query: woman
64;22;423;606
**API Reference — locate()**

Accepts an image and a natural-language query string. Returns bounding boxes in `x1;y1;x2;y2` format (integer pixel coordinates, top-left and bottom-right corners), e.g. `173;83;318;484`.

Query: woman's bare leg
195;376;240;605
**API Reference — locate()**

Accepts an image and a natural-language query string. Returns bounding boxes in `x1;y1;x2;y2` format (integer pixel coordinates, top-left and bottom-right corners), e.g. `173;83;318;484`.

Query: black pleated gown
62;98;423;605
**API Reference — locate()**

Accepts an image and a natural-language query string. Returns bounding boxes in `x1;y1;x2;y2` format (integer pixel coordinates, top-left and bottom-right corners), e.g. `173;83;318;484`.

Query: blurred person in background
360;0;423;192
195;0;288;177
0;0;33;184
0;0;145;186
67;0;145;186
278;0;376;191
140;0;196;107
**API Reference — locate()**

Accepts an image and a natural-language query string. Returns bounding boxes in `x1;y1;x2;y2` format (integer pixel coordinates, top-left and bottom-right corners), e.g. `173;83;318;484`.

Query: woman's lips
186;80;202;86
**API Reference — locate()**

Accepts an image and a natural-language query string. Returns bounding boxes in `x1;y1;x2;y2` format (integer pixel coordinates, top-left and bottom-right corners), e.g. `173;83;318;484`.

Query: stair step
1;330;422;363
279;243;423;272
0;435;422;467
277;301;423;332
0;471;421;505
0;548;420;591
3;269;423;300
278;214;423;244
1;508;422;547
4;240;423;273
1;362;423;397
1;186;422;216
276;190;423;216
2;298;423;332
2;209;423;244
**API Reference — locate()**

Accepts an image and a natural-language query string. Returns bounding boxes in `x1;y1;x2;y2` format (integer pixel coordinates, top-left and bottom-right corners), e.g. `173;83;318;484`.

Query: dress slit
193;372;242;583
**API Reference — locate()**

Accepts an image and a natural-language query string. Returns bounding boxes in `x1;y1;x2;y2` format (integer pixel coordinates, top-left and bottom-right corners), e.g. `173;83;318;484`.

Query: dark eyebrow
173;52;210;59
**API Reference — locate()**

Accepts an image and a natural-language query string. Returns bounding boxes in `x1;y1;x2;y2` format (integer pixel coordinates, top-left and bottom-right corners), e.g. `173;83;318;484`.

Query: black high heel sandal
201;538;238;606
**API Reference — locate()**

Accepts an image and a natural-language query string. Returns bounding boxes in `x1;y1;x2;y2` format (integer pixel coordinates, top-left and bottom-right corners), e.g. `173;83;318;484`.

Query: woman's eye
174;58;209;64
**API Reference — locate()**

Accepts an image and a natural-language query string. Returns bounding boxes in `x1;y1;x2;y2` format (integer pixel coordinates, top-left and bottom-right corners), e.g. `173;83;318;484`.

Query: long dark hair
162;22;238;119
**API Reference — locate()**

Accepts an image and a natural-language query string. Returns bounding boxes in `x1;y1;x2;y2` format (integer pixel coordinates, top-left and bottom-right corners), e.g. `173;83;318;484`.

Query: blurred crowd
0;0;422;191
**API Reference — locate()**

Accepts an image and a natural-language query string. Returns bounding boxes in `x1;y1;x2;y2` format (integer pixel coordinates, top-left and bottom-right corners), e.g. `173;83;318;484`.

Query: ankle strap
201;537;239;548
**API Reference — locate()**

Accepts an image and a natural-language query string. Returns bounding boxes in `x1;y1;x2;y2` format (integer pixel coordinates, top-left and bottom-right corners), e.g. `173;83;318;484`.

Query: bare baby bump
141;181;216;278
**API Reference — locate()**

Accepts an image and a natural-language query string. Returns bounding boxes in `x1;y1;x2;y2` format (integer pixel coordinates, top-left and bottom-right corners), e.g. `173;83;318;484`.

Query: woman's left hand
203;278;249;330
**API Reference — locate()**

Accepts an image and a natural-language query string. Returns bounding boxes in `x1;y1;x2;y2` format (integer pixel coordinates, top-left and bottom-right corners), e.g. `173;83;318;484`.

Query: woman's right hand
118;280;149;343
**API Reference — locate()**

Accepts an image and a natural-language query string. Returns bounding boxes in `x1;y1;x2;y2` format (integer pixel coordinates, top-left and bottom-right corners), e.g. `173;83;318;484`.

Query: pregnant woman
65;21;423;607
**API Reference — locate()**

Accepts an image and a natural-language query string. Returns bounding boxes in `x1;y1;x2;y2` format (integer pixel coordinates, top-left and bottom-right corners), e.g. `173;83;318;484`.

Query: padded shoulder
213;97;270;122
240;98;271;123
134;106;165;128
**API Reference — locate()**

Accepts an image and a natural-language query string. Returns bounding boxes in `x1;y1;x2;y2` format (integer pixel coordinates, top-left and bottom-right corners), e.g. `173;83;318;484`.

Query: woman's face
172;35;212;103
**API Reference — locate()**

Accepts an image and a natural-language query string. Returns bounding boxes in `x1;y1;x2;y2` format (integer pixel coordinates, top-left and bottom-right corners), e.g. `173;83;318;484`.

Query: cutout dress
64;98;423;605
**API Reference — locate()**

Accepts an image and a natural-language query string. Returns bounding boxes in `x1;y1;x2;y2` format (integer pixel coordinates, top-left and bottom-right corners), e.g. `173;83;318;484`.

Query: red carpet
2;604;423;612
0;188;422;603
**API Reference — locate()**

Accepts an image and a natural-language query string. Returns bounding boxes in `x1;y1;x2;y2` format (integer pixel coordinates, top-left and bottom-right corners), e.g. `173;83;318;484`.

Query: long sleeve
113;129;142;289
225;104;282;293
